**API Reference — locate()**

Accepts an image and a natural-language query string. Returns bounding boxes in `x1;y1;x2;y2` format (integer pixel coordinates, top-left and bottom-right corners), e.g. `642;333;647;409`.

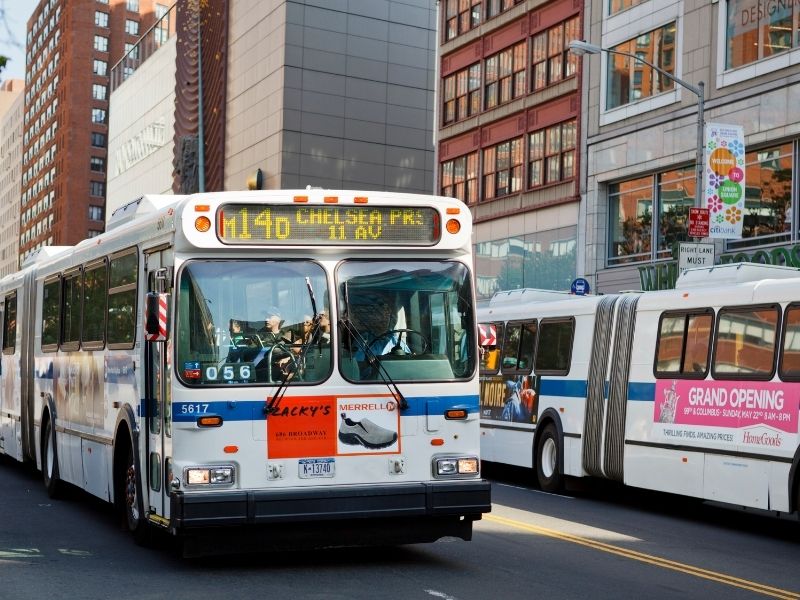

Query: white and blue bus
478;263;800;517
0;190;489;552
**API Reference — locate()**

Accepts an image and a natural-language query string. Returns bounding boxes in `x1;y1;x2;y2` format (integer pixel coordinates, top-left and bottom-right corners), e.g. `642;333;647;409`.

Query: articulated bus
0;190;490;552
478;263;800;517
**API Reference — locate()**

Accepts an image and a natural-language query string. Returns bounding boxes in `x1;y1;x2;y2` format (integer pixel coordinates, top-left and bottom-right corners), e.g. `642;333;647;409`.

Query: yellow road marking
485;514;800;600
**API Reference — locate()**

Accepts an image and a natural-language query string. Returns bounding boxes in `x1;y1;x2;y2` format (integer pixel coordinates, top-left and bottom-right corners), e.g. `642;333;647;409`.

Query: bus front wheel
536;423;563;493
120;444;150;545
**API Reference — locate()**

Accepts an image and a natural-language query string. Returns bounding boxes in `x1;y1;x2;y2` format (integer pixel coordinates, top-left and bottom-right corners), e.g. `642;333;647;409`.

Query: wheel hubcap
541;437;556;479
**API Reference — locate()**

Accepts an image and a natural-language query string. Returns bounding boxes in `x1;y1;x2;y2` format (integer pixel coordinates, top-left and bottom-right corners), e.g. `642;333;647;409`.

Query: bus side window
712;304;779;380
500;321;536;373
780;304;800;379
534;318;574;375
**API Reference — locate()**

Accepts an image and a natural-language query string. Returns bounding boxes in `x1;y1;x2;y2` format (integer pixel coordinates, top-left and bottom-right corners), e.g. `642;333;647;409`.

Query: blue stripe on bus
532;379;656;402
171;394;479;422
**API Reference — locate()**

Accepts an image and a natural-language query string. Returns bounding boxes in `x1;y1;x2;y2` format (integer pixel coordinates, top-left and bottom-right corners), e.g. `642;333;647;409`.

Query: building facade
437;0;583;301
0;80;24;277
582;0;800;293
19;0;165;264
107;0;438;216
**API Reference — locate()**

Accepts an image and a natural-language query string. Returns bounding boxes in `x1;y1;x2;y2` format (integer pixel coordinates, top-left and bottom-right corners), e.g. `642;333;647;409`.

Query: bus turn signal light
446;219;461;234
445;409;467;420
195;216;211;232
197;415;223;427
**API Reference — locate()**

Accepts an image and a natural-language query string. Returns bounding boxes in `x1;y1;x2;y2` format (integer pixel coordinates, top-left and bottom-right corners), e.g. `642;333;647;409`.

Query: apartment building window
608;167;694;266
532;16;580;91
441;152;479;204
93;59;107;76
125;19;139;36
483;137;523;200
486;0;524;21
94;11;109;28
88;205;104;221
90;181;106;197
442;63;481;125
485;41;527;110
528;119;576;188
94;35;108;52
92;84;107;100
726;0;799;69
92;108;107;123
90;157;105;172
607;22;676;109
91;132;106;147
127;0;139;11
444;0;482;42
125;43;140;60
608;0;647;15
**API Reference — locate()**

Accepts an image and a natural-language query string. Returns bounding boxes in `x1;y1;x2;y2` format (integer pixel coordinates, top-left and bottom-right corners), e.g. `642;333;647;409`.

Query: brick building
437;0;583;300
19;0;166;264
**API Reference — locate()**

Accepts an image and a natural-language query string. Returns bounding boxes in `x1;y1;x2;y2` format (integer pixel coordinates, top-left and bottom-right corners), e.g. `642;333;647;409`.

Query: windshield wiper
266;277;321;417
339;315;408;410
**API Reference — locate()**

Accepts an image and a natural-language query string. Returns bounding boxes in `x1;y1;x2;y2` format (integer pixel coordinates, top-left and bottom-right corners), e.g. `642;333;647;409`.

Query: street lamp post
569;40;705;214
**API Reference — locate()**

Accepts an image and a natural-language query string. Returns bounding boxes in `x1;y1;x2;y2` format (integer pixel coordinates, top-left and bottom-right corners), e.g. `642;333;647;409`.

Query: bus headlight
184;465;236;486
433;456;479;478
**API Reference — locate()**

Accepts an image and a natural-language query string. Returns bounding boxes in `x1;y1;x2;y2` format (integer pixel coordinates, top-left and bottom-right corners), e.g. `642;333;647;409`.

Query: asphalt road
0;458;797;600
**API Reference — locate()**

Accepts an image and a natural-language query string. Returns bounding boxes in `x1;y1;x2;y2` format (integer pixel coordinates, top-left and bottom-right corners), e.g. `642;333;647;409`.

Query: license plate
298;458;335;478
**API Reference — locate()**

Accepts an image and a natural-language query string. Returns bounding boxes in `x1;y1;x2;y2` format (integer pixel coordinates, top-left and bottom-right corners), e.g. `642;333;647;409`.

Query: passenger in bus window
257;307;296;378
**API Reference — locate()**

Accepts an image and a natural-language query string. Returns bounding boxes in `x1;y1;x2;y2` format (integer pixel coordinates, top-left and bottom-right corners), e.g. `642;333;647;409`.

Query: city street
0;458;797;600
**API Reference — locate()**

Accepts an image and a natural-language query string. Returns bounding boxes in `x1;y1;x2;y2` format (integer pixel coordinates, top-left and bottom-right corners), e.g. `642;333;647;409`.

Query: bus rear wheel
42;417;62;498
536;423;563;493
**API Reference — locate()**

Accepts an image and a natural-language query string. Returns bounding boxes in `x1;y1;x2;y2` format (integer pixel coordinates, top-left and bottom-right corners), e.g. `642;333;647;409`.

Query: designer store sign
703;123;745;239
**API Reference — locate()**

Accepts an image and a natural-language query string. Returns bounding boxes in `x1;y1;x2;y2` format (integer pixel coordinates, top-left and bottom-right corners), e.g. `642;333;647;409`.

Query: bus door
144;248;173;525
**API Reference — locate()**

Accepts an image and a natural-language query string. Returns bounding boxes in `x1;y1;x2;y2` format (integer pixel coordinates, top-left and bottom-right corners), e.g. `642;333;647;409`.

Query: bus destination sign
217;204;441;246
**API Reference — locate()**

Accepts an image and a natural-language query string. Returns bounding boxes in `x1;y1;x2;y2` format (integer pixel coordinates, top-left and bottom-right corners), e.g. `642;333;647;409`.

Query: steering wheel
367;328;429;356
232;334;262;349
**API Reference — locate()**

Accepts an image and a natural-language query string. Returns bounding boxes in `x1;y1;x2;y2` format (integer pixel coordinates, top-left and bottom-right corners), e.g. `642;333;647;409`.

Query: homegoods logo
741;427;782;448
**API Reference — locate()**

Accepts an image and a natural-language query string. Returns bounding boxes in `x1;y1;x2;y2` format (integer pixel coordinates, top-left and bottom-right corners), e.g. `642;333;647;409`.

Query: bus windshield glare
338;260;475;382
176;260;331;385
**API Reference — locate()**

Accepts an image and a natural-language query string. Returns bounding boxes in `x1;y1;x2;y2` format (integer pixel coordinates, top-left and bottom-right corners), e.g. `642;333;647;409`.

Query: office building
0;80;24;276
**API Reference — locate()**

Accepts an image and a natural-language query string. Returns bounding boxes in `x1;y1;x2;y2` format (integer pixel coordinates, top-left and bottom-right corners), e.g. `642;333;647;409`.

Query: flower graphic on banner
708;173;724;188
708;195;723;212
707;140;717;151
714;213;725;224
725;206;742;224
729;139;744;156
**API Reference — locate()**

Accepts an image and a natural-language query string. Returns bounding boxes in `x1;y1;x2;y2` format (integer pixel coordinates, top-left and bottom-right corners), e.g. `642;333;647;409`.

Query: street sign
688;207;710;238
678;242;715;271
570;277;590;295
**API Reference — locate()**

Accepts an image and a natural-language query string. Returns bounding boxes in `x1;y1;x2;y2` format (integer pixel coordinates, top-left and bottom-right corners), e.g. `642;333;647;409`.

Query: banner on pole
703;123;745;239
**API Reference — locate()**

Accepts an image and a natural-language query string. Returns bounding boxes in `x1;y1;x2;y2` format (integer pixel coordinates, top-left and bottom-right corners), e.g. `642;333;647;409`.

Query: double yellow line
486;514;799;600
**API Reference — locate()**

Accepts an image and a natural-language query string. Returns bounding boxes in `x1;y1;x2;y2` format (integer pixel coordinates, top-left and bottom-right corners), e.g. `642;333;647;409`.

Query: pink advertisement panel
654;380;799;434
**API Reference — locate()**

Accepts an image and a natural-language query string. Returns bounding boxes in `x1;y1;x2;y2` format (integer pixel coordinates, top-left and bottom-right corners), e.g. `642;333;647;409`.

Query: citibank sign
114;116;168;176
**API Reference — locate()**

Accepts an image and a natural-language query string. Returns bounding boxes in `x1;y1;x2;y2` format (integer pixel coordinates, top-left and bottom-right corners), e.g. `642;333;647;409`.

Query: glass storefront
474;226;577;300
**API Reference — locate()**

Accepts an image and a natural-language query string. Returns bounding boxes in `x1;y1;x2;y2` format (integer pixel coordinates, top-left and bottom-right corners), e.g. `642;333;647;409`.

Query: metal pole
196;5;205;193
695;81;704;210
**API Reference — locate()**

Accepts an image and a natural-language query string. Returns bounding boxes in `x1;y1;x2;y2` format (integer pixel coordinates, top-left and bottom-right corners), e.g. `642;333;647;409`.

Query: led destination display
217;204;440;245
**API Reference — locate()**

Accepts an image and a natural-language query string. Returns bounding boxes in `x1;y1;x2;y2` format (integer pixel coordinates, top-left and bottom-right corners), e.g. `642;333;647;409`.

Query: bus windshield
176;260;331;386
338;260;474;382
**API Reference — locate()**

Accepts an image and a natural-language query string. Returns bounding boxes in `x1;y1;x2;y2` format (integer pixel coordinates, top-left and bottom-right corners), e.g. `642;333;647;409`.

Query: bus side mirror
145;292;170;341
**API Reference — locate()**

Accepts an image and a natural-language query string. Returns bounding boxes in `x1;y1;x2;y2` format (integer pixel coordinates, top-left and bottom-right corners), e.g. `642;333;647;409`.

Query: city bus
478;263;800;517
0;190;489;552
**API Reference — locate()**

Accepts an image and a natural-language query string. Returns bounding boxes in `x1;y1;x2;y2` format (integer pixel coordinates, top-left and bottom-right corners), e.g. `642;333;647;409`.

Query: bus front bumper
170;479;491;531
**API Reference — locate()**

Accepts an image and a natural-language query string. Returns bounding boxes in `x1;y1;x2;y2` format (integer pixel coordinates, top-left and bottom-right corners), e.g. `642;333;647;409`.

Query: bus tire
536;423;563;493
121;443;150;545
42;416;62;498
